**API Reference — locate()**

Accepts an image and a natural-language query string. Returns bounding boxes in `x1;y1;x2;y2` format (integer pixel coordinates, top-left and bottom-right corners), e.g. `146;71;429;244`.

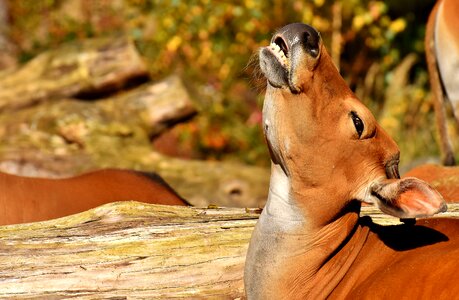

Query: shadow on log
0;202;458;298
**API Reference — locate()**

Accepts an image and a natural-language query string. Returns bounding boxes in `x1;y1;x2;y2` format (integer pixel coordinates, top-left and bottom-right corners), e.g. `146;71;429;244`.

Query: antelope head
259;23;446;225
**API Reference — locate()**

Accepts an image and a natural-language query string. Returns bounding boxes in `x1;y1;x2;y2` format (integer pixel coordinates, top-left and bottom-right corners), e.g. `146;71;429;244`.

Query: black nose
271;23;321;58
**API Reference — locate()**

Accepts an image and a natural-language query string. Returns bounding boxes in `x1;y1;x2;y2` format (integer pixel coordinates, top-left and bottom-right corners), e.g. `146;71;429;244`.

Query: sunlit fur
0;169;188;225
425;0;459;166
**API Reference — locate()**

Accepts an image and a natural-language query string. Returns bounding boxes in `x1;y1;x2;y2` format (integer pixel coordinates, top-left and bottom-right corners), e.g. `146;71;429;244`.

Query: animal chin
259;46;290;89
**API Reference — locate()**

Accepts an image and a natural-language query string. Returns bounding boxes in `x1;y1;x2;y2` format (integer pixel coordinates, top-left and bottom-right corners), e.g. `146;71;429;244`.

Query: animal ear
370;177;447;219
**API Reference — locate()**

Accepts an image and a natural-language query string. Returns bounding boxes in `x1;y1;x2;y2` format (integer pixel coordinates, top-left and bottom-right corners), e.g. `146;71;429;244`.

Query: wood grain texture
0;75;196;145
0;202;457;298
0;202;259;299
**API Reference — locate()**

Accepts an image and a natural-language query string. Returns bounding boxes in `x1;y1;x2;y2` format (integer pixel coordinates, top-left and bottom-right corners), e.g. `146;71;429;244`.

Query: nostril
274;36;289;57
302;30;320;58
385;158;401;179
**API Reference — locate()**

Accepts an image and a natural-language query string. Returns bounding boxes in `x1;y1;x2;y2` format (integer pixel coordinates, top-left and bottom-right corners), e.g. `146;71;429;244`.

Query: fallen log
0;36;149;112
0;202;259;299
0;202;457;298
0;75;196;146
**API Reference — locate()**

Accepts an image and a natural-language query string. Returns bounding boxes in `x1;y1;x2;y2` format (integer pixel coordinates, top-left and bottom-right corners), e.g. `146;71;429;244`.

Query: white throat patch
261;163;305;232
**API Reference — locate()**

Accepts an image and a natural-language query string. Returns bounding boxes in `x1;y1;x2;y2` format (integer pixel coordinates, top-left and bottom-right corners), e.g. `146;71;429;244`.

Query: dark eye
351;111;364;138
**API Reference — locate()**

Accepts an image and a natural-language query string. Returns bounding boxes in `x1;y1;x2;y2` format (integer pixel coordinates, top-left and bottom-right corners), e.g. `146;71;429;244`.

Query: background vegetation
2;0;451;170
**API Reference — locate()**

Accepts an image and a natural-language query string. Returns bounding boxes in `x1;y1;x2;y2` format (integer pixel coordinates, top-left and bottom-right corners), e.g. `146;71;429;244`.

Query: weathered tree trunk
0;75;196;143
0;202;457;299
0;36;149;112
0;202;259;299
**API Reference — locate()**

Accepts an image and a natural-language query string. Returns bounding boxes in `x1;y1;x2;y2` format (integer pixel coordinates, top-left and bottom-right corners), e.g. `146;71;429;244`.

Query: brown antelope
0;169;188;225
426;0;459;165
245;23;459;299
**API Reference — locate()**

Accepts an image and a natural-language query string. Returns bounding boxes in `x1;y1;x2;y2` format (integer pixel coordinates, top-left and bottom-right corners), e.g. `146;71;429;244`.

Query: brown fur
0;169;188;225
332;217;459;298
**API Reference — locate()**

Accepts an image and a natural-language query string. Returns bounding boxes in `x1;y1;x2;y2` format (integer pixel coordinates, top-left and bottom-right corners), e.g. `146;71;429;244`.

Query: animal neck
245;162;369;299
262;163;305;230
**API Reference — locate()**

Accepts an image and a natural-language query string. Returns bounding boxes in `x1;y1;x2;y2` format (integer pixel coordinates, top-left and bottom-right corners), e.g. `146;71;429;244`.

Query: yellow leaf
353;15;365;31
314;0;325;7
389;18;406;33
166;36;182;52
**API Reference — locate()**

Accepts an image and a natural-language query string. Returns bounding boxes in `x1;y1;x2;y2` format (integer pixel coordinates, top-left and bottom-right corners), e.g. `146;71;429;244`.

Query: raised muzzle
259;23;322;93
271;23;320;59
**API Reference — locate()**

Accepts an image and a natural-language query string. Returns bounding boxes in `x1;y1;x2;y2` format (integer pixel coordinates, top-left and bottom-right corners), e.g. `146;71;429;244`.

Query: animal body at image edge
0;169;188;225
425;0;459;166
404;0;459;202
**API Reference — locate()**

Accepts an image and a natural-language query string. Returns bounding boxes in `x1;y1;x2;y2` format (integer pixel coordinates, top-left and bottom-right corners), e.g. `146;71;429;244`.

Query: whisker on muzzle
245;52;267;94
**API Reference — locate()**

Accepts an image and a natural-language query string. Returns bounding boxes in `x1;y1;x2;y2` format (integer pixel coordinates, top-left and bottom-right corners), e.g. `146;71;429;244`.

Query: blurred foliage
6;0;444;167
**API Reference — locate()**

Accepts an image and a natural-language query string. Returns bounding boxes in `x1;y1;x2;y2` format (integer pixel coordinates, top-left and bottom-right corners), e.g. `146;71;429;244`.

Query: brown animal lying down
405;164;459;203
0;169;188;225
244;23;459;299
